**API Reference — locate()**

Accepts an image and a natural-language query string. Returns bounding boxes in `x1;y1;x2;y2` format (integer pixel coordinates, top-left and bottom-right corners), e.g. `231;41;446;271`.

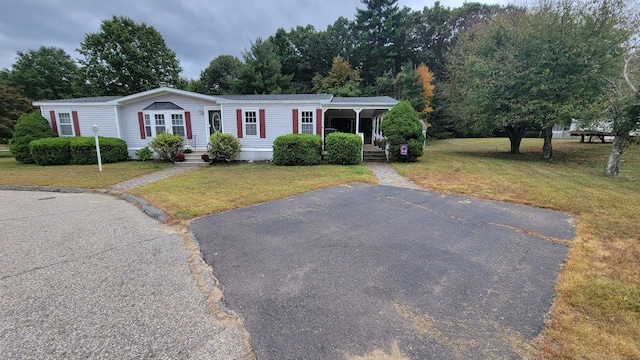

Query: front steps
363;146;387;162
175;151;210;166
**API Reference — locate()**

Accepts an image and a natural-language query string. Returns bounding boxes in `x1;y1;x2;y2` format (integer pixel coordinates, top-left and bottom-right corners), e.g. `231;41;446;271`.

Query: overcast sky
0;0;499;80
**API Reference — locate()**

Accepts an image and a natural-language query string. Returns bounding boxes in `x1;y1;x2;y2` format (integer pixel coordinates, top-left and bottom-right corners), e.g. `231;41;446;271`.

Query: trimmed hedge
325;132;362;165
29;136;128;165
272;134;322;166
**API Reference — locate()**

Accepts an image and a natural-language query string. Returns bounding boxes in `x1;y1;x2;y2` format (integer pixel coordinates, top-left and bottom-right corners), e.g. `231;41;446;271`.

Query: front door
208;110;222;135
359;118;372;144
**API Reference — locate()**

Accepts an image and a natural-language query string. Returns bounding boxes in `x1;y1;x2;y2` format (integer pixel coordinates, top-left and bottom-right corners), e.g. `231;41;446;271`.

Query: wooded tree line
1;0;638;174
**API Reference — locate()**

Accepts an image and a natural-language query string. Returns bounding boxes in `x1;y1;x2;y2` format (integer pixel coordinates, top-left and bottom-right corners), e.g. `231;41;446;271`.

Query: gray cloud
0;0;495;79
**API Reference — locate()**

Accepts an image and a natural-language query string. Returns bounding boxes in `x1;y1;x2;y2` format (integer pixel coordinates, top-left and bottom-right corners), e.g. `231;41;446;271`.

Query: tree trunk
505;125;525;154
542;127;553;160
604;134;631;176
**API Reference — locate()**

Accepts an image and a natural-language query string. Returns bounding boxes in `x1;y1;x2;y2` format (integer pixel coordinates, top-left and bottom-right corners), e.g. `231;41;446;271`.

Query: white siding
118;93;218;150
221;102;322;160
39;105;118;137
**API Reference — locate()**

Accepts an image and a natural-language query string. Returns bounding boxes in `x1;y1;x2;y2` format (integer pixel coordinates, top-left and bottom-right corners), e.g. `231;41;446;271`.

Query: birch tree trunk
605;134;631;176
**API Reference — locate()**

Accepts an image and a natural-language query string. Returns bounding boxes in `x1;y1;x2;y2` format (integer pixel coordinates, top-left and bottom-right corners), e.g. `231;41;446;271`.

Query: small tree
10;112;56;163
380;101;425;162
208;132;241;162
148;132;184;162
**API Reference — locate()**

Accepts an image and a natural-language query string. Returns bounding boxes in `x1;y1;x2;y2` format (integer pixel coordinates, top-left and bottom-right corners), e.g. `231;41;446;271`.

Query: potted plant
201;153;210;162
182;145;193;153
175;153;186;162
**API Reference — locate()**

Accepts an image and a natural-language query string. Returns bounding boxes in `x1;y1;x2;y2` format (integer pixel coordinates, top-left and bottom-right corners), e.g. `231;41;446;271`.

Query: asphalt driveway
190;183;574;359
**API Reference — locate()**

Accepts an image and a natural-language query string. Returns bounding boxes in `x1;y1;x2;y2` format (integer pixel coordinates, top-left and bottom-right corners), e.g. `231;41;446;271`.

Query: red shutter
185;111;192;139
138;112;146;139
72;111;81;136
236;109;243;138
316;108;322;136
292;109;298;134
49;111;58;135
259;109;266;138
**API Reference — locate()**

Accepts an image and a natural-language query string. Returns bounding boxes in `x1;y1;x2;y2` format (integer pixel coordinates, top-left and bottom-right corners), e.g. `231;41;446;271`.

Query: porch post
354;108;362;135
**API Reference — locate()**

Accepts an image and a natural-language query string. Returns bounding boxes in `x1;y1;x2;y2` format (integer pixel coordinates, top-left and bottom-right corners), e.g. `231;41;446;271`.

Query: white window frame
56;111;75;136
171;113;185;137
144;114;152;137
144;111;186;137
243;109;259;137
299;110;315;135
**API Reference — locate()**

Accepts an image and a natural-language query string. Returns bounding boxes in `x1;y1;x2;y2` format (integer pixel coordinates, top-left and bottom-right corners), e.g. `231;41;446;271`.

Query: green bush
10;113;57;163
380;100;425;162
272;134;321;166
28;136;128;165
135;146;154;161
208;132;241;163
69;137;128;165
325;132;362;165
148;132;184;162
29;137;71;165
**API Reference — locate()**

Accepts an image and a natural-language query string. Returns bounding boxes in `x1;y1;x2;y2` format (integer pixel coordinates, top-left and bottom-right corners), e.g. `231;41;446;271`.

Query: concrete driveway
190;183;574;359
0;190;248;359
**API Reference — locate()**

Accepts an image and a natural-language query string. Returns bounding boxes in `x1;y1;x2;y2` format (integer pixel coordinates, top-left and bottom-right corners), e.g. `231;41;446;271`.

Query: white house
34;86;398;161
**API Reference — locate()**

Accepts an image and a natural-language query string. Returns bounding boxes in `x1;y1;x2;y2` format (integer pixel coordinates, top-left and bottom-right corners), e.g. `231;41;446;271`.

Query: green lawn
127;163;375;222
0;156;172;188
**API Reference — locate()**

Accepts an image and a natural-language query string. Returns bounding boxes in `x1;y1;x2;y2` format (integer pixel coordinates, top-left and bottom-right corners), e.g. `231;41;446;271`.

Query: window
144;114;152;137
301;111;314;134
244;110;258;136
171;114;185;136
58;112;73;136
154;114;165;135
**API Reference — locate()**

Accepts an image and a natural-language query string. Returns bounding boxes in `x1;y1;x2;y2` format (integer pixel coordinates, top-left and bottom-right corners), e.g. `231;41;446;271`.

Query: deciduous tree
78;16;182;96
5;46;78;100
199;55;242;95
312;56;362;96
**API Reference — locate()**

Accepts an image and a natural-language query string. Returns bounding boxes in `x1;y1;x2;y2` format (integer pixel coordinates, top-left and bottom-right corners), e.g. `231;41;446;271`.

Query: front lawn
128;163;375;222
396;138;640;359
0;156;172;188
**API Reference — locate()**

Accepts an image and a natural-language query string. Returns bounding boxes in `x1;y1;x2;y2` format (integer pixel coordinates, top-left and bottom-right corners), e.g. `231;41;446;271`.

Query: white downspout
113;106;122;139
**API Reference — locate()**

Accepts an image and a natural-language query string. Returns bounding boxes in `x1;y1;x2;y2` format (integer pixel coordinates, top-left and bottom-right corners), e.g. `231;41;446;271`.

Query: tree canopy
445;0;629;157
0;85;33;141
5;46;78;100
77;16;182;96
200;55;242;95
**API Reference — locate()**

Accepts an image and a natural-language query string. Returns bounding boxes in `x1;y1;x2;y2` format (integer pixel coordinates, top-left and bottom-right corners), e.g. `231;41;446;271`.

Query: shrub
325;132;362;165
272;134;322;166
148;132;184;162
29;137;72;165
208;132;241;163
29;136;128;165
380;100;425;162
135;146;154;161
69;137;128;165
10;113;57;163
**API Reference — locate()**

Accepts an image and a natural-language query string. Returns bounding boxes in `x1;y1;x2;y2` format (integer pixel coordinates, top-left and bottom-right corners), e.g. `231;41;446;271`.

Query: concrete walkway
365;162;421;189
110;166;196;192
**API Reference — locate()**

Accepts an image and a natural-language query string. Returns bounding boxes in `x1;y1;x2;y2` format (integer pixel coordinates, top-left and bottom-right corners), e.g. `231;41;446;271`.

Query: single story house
34;86;398;161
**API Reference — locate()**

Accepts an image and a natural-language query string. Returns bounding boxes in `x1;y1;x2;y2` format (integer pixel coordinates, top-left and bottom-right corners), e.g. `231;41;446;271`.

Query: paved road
190;183;574;359
0;190;248;359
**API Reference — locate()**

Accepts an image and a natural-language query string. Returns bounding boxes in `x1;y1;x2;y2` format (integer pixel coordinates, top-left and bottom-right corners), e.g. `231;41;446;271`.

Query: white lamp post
92;125;102;172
